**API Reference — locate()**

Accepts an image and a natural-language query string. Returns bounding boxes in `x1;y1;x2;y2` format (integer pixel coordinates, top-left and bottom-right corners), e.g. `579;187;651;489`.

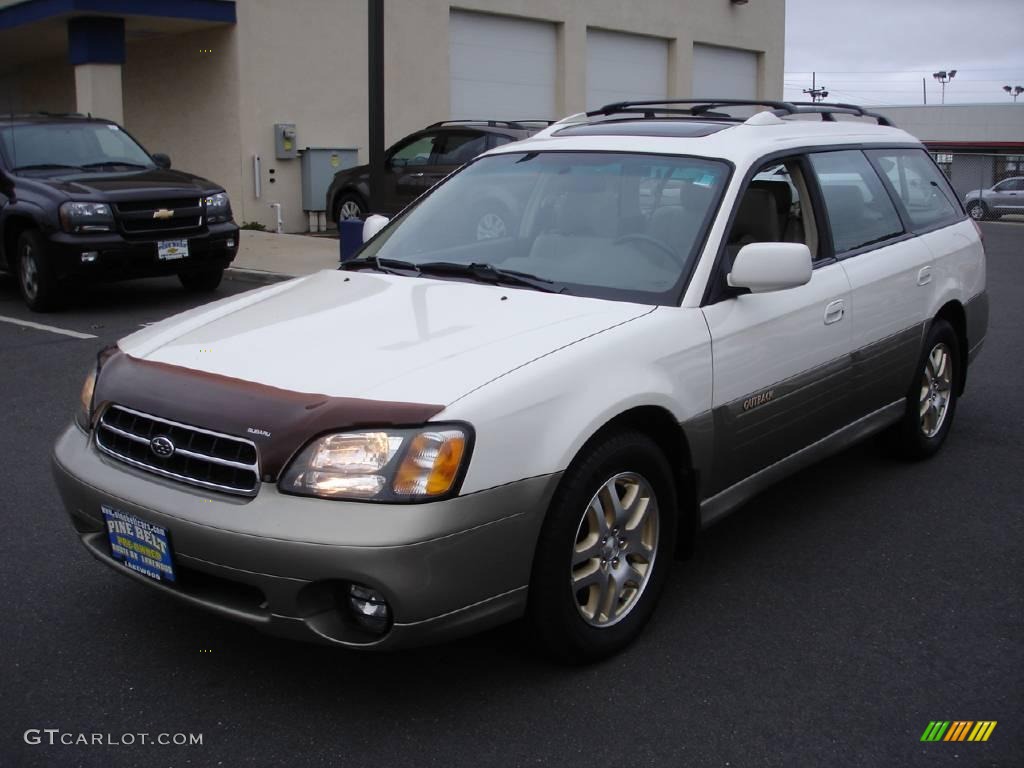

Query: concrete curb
224;267;295;285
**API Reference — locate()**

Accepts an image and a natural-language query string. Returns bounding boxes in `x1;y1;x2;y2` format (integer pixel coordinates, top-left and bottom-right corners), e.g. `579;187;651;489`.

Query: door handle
824;299;845;325
917;266;933;286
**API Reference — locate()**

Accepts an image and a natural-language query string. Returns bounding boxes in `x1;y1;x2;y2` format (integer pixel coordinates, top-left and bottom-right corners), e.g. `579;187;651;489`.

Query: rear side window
867;148;962;230
809;150;903;254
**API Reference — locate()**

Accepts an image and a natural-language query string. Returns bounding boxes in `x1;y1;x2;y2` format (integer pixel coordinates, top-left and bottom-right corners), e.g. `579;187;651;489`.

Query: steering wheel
612;233;682;267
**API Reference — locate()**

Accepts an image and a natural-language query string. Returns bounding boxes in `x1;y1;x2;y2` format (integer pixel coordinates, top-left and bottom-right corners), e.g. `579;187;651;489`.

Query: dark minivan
0;114;239;311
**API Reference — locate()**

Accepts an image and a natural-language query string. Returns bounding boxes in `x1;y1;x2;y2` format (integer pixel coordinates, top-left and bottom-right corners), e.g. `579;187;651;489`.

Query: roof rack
3;111;91;120
428;119;554;130
586;99;895;127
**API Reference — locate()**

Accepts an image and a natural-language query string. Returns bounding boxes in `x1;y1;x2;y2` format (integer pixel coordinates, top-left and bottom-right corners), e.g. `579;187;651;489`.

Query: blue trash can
339;218;364;262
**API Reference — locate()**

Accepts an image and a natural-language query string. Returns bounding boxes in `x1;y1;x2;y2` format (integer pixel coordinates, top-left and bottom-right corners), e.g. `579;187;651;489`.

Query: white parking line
0;315;97;340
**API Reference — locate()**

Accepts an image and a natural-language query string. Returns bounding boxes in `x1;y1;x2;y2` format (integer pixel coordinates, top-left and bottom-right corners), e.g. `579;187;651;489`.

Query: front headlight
279;426;471;502
59;202;113;233
204;192;232;224
76;366;97;430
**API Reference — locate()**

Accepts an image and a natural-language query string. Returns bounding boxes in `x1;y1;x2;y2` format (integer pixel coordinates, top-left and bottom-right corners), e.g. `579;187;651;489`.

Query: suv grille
113;198;203;238
95;405;260;496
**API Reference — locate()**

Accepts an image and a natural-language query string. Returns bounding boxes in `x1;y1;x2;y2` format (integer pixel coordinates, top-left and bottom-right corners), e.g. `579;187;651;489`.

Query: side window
724;158;820;263
389;134;438;167
434;132;488;165
867;148;961;230
487;134;515;150
809;150;903;254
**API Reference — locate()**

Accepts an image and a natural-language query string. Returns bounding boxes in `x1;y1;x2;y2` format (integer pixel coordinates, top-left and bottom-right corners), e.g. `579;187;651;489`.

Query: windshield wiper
12;163;83;172
79;161;150;170
339;257;423;275
416;262;569;294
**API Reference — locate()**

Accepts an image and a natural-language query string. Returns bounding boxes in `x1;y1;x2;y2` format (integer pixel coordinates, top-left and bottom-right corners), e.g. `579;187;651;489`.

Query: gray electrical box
300;147;358;211
274;123;298;160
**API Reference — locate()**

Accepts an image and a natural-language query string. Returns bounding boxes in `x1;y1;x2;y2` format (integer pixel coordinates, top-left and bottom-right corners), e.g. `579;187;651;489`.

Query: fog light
347;584;390;633
81;251;99;264
226;238;236;249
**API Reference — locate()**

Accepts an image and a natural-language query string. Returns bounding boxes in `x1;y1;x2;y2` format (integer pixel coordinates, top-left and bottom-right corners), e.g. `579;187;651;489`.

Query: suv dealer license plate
158;239;189;261
102;505;176;583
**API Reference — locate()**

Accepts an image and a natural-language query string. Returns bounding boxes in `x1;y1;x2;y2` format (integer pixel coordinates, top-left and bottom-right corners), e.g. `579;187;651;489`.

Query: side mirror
362;214;389;242
152;153;171;170
727;242;812;294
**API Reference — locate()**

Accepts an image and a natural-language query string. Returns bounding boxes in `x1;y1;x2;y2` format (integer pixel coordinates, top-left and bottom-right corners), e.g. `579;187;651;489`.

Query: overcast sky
784;0;1024;106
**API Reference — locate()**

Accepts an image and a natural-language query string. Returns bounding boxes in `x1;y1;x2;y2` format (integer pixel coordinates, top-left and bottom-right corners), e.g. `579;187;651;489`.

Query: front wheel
334;193;367;224
17;230;64;312
179;268;224;293
890;318;960;459
527;432;677;663
966;201;988;221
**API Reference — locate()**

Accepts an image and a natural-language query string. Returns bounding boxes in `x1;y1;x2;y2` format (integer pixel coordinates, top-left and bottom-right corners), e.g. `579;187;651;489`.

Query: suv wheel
17;230;63;312
179;268;224;293
966;201;988;221
335;194;367;223
890;318;960;459
527;431;677;663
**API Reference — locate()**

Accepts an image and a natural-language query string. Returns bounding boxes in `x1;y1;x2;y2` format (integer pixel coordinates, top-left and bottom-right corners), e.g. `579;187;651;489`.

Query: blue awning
0;0;236;30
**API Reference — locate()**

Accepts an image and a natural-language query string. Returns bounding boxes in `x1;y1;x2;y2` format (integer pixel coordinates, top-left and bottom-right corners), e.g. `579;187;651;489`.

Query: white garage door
692;44;758;100
449;11;556;120
586;29;668;111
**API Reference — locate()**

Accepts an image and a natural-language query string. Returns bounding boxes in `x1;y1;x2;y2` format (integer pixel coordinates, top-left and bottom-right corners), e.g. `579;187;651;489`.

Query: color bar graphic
921;720;996;742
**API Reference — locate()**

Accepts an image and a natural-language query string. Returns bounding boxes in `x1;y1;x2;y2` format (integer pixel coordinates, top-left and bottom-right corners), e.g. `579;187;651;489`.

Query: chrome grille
95;405;260;496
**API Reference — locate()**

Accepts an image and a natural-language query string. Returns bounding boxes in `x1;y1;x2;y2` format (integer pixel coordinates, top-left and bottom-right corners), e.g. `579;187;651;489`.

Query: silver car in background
965;176;1024;220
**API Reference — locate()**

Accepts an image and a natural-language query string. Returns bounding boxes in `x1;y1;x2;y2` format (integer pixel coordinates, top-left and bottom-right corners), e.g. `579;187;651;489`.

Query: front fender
440;307;713;495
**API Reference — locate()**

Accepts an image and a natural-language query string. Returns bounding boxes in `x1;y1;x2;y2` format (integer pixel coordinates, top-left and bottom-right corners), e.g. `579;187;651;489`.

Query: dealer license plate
102;505;176;583
157;239;189;261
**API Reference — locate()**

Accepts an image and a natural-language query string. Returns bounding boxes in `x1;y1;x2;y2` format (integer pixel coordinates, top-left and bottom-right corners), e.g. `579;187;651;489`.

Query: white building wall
869;104;1024;143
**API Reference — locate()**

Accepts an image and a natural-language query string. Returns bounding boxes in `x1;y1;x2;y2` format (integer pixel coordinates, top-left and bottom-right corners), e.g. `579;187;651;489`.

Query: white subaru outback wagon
53;100;987;662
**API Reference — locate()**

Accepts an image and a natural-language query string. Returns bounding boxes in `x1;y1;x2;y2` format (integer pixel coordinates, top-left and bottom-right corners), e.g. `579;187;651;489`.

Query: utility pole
923;77;927;105
803;71;829;103
932;69;956;104
367;0;385;215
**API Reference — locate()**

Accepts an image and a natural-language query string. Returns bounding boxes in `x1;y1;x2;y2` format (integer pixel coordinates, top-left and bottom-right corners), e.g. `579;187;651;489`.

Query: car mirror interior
727;242;812;294
152;153;171;169
362;214;389;242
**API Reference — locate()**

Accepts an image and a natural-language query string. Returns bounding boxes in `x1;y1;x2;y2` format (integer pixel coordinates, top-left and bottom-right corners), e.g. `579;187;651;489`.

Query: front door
702;157;854;496
383;132;444;214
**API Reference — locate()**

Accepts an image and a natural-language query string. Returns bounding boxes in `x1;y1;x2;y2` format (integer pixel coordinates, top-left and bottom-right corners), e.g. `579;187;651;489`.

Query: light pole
1003;85;1024;102
802;72;829;103
932;70;956;104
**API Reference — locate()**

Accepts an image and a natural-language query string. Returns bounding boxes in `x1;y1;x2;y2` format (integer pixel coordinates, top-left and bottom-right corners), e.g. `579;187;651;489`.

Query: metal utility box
300;147;358;211
274;123;298;159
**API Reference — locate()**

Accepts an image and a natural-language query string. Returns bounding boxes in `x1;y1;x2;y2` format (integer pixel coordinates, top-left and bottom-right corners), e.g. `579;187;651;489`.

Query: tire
527;431;678;663
966;201;988;221
16;229;64;312
178;268;224;293
471;201;513;241
890;318;960;460
334;193;367;224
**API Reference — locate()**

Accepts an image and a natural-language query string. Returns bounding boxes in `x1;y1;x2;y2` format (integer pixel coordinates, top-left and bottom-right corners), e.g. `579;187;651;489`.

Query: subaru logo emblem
150;435;175;458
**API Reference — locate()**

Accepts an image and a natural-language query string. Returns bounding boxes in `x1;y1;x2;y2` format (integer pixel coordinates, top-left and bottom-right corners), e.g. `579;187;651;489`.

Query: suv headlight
204;192;232;224
279;426;471;502
59;202;113;233
76;366;97;430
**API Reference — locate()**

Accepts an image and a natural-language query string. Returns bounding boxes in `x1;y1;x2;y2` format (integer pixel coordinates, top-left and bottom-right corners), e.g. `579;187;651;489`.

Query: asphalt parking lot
1;227;1021;768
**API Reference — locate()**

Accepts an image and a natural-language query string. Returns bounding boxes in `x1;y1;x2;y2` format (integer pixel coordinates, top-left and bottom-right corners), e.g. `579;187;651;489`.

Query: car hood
24;167;221;199
118;269;654;405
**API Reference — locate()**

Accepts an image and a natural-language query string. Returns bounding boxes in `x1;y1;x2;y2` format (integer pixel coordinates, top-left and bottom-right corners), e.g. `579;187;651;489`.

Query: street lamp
1003;85;1024;102
932;69;956;104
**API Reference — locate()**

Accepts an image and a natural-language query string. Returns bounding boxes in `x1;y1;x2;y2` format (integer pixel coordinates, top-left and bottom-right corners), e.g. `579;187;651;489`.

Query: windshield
357;151;730;304
0;122;155;173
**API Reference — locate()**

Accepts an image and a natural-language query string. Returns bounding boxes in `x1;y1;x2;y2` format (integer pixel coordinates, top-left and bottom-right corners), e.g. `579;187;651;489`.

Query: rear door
384;132;444;214
808;149;928;417
702;157;853;496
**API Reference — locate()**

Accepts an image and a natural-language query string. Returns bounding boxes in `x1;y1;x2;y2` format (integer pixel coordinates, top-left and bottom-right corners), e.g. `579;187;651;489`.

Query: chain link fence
930;152;1024;223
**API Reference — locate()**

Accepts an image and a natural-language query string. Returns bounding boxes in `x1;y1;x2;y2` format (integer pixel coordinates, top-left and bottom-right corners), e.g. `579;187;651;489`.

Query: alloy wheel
20;243;39;302
968;203;985;220
919;342;953;438
339;200;364;220
475;212;507;241
571;472;659;627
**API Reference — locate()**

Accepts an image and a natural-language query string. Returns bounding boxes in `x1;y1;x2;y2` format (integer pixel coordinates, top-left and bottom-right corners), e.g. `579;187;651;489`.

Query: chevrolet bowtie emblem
153;208;174;220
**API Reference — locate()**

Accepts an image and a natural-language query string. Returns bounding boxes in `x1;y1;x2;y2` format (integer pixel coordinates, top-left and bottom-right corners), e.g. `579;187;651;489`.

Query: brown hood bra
91;351;445;480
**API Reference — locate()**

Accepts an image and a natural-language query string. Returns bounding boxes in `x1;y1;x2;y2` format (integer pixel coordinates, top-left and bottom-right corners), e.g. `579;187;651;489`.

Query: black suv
326;120;548;231
0;114;239;311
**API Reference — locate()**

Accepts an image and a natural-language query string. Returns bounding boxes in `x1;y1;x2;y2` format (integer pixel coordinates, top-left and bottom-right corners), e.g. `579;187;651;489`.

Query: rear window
809;150;904;254
867;148;962;230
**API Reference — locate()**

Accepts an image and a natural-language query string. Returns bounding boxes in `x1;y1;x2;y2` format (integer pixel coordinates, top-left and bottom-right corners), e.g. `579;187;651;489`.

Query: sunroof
554;119;732;138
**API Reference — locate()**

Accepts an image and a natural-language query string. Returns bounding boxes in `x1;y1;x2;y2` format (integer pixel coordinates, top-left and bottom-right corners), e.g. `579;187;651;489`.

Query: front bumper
44;222;239;281
52;424;560;649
